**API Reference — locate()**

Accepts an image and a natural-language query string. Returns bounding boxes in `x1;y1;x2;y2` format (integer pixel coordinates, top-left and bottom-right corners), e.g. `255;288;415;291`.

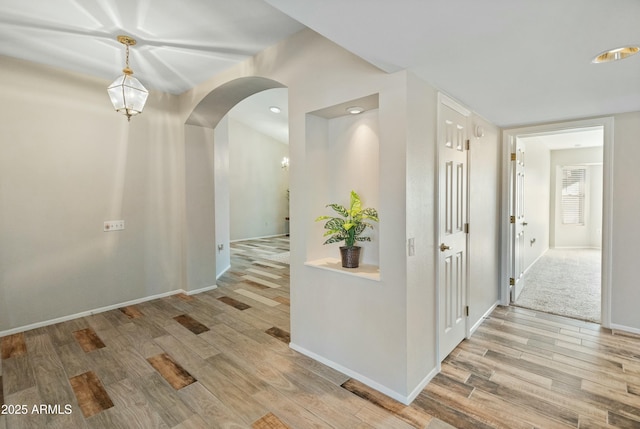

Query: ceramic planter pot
340;246;361;268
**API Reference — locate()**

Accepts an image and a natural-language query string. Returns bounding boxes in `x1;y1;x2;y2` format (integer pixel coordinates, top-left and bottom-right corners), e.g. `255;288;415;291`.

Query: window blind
561;167;585;225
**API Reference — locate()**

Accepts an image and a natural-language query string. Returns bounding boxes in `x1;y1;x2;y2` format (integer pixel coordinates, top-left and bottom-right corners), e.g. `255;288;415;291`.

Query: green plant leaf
323;218;345;230
343;222;355;231
326;204;348;217
361;207;379;222
324;236;345;245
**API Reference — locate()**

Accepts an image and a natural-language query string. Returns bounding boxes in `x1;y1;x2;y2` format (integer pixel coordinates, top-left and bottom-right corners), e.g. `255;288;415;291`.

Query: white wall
467;114;502;328
228;118;289;240
0;55;184;331
184;125;217;291
550;147;603;248
180;30;503;402
182;32;419;400
522;139;551;268
611;112;640;331
214;117;231;277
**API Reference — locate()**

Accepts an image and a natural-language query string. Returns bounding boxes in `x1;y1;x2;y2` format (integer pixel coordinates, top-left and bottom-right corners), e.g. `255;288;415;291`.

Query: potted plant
315;190;379;268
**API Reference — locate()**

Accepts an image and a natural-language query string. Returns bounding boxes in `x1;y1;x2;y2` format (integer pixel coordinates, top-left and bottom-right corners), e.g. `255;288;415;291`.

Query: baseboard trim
0;288;202;337
469;301;500;336
406;367;439;404
216;265;231;280
231;233;288;243
186;284;218;295
289;342;433;405
610;323;640;336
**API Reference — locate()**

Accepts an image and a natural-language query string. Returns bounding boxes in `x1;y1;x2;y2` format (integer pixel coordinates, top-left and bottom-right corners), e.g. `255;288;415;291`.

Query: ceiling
228;88;289;144
520;128;604;151
1;0;638;128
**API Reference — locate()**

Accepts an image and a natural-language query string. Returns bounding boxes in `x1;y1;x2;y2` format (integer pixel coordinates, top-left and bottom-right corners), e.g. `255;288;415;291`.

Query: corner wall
0;55;185;332
611;112;640;332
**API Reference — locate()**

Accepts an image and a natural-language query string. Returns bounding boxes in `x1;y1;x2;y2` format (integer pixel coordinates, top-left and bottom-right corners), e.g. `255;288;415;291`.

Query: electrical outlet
104;220;125;232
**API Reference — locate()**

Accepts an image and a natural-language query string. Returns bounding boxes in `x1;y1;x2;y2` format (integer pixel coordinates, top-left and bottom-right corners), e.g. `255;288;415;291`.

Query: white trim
230;233;288;242
216;264;231;279
610;323;640;336
551;246;602;250
523;247;549;275
0;289;190;337
438;92;471;117
501;116;614;328
290;342;434;405
406;367;440;404
186;284;218;295
469;301;500;336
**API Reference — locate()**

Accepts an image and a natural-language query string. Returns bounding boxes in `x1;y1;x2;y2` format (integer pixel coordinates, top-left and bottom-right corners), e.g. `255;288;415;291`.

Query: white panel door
511;138;527;301
438;102;468;361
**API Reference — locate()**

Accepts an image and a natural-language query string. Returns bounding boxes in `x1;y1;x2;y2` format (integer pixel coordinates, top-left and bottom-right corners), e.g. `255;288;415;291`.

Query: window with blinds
561;167;586;225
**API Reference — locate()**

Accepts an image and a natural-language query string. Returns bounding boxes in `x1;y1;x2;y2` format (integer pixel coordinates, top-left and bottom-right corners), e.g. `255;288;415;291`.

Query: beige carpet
515;248;601;323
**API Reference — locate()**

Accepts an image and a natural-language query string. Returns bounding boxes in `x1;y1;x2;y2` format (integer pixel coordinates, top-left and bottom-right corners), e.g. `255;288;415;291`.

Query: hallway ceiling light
346;106;364;114
107;35;149;121
592;46;639;63
269;106;281;113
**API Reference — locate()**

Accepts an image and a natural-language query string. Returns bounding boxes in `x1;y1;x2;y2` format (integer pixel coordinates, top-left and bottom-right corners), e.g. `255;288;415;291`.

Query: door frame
500;117;614;328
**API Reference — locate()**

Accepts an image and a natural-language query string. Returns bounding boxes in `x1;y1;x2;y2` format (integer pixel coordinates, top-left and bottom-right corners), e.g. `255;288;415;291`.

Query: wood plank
607;411;640;429
135;372;196;427
218;295;251;310
175;293;195;302
1;333;27;359
2;355;35;396
119;305;144;319
96;378;168;429
72;328;106;353
69;371;114;418
173;314;210;335
412;391;496;429
274;296;290;306
252;412;291;429
342;378;432;429
265;326;290;344
177;382;249;428
147;353;196;390
465;374;579;426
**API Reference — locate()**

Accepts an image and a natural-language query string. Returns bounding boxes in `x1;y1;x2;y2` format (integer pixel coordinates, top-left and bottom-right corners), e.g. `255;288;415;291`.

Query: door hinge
465;306;469;317
510;215;515;224
466;139;470;151
464;223;469;234
509;277;515;286
511;153;517;161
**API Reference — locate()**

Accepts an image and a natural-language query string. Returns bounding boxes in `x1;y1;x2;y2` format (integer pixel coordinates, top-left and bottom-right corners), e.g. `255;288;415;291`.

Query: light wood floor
1;237;640;428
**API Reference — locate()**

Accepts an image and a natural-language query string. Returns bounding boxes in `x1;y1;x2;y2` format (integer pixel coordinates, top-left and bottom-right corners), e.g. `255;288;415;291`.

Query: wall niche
304;94;380;280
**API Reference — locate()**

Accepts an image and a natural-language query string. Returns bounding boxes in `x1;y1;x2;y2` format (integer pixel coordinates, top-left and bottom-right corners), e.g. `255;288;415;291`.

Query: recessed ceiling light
346;106;364;115
592;46;640;63
269;106;281;113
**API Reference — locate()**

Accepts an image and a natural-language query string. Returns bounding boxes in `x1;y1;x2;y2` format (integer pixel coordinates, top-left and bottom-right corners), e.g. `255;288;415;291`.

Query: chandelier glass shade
108;35;148;121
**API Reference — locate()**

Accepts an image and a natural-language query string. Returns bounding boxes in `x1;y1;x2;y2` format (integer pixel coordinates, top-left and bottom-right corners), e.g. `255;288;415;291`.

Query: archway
183;76;287;293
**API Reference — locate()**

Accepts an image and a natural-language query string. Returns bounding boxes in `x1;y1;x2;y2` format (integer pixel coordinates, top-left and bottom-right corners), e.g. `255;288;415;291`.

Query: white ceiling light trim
592;46;640;63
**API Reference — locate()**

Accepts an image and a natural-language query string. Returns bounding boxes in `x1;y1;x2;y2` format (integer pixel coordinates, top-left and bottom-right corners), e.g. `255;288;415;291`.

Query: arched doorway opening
182;75;289;299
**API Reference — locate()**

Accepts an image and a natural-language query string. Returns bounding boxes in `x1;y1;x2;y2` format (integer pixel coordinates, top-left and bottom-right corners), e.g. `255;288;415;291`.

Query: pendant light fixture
107;35;149;121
